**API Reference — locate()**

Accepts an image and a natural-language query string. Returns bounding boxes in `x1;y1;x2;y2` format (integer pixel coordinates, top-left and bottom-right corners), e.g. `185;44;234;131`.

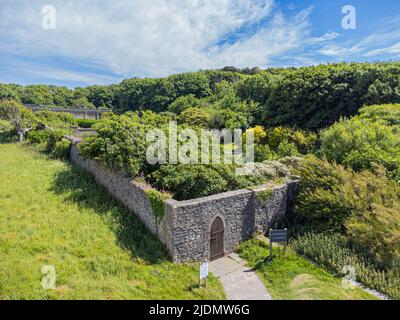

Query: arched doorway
209;217;224;261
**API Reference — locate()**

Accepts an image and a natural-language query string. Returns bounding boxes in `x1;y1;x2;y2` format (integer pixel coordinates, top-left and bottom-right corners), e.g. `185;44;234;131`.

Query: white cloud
0;0;323;82
318;15;400;60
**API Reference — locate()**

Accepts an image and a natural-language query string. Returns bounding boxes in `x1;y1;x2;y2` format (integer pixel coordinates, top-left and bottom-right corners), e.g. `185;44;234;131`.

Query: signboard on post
199;260;209;288
269;229;289;258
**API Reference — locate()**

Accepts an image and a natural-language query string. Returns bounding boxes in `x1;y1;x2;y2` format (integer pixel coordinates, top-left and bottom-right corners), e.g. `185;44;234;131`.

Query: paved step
210;253;272;300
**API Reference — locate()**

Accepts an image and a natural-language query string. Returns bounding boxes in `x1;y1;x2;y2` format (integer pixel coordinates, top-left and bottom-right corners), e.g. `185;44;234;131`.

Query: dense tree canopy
1;62;399;129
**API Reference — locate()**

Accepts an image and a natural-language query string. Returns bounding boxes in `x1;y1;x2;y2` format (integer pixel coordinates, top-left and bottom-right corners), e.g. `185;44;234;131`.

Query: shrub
276;140;299;158
358;104;400;126
149;164;230;201
292;157;400;268
50;138;72;160
268;127;288;149
77;119;97;128
321;107;400;176
0;119;15;142
244;126;267;144
253;143;274;162
45;129;68;153
35;110;76;130
27;129;50;144
79;114;148;177
177;107;211;128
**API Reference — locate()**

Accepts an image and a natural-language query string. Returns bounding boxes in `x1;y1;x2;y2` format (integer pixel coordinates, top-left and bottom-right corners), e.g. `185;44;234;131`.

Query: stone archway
209;216;224;261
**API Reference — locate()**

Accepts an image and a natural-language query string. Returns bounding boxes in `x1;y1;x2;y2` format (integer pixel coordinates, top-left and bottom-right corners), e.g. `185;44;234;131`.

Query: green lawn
238;237;378;300
0;144;224;300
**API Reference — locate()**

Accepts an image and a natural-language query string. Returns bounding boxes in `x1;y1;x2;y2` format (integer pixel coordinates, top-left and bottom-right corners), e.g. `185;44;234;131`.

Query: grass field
238;237;378;300
0;143;224;300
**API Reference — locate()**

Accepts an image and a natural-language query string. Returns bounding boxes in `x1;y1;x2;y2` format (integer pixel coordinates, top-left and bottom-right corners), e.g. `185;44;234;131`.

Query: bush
254;143;274;162
321;106;400;176
359;104;400;126
50;138;72;160
0;119;15;142
292;157;400;268
35;110;77;129
79;114;148;177
276;140;299;158
149;164;231;201
45;129;68;153
177;107;211;128
27;129;50;144
77;119;97;128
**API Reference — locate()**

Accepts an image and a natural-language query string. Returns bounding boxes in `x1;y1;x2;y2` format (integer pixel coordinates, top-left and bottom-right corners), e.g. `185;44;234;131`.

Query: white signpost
199;259;209;288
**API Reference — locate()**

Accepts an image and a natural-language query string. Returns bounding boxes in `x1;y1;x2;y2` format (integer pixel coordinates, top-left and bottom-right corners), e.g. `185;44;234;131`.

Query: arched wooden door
209;217;224;261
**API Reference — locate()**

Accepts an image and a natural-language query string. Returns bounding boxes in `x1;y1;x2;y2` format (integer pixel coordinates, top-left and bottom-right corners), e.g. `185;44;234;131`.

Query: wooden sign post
269;228;289;259
199;259;209;288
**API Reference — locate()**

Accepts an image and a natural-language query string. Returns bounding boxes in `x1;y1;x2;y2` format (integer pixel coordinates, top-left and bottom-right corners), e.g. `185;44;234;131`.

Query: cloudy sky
0;0;399;87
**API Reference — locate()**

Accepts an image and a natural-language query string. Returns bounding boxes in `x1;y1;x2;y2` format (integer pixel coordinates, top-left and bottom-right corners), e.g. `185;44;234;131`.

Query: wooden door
209;217;224;261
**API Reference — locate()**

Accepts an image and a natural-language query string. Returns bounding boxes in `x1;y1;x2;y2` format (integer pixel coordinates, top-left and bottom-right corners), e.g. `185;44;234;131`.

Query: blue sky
0;0;399;88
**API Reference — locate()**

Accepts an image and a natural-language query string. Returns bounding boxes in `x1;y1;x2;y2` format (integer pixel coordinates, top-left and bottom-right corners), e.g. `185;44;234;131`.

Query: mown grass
238;237;378;300
0;143;224;300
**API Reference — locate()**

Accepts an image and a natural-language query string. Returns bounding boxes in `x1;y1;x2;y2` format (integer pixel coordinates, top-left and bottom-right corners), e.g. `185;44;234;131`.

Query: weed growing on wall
146;189;167;222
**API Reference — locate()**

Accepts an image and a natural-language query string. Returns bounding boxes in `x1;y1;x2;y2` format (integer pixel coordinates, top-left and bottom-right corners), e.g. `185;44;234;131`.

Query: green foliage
0;119;15;143
254;143;274;162
255;189;273;206
149;161;291;201
45;129;69;153
146;189;167;221
77;118;97;128
35;110;77;129
0;100;37;142
321;105;400;176
358;103;400;126
168;94;206;114
291;233;400;299
149;164;232;201
292;157;400;268
276;140;299;158
79;113;149;176
2;62;400;129
27;129;50;144
50;138;72;160
71;97;96;109
178;107;211;128
149;164;261;201
238;62;400;128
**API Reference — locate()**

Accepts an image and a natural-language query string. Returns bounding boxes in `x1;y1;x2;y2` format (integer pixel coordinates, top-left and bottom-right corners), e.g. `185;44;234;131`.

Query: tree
71;97;95;109
0;100;37;143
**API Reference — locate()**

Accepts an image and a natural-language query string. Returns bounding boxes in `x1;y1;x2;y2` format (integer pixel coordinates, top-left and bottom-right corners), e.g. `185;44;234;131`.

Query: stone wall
166;183;298;262
69;144;298;263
